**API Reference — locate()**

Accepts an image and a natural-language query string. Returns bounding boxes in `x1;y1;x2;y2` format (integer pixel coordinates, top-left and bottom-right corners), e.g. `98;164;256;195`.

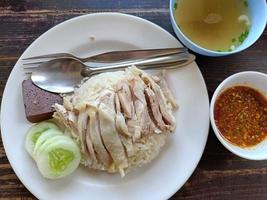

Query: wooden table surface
1;0;267;199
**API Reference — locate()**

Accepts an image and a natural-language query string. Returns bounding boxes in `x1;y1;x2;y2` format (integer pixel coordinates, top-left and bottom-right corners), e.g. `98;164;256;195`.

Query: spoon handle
81;53;195;76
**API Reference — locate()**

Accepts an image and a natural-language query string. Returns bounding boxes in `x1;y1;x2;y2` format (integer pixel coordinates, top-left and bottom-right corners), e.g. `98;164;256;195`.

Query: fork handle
83;47;187;62
81;53;195;77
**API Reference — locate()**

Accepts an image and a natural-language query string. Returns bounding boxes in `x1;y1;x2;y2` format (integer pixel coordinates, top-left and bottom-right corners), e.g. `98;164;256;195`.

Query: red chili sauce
214;86;267;148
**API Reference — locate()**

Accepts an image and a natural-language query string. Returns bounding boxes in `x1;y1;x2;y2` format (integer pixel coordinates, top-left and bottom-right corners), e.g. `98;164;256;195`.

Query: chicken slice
63;96;74;111
114;93;121;113
158;78;178;109
54;104;93;163
142;74;175;127
114;94;135;153
117;81;134;119
127;118;141;141
53;103;78;136
87;107;112;167
85;109;97;164
144;88;167;130
68;112;77;126
119;135;135;157
116;81;141;139
115;112;130;137
77;110;96;164
130;79;146;103
114;93;131;137
129;79;159;136
99;90;115;109
98;102;128;175
77;110;88;152
125;79;145;140
142;105;161;135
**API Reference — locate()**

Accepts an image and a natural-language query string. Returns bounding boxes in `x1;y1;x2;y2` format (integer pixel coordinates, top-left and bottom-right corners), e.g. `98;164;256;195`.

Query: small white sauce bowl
169;0;267;56
210;71;267;160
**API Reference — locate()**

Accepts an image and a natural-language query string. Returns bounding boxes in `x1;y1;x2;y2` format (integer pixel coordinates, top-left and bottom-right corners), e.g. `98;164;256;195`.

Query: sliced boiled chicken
117;81;134;119
99;90;115;110
127;118;141;141
54;104;95;164
158;78;178;109
114;93;121;113
144;87;167;130
98;102;128;175
77;110;89;152
119;135;135;157
85;109;97;164
117;80;141;139
53;66;177;177
142;74;175;129
77;110;96;163
53;103;78;135
129;78;158;136
87;107;112;168
114;93;130;137
115;112;130;136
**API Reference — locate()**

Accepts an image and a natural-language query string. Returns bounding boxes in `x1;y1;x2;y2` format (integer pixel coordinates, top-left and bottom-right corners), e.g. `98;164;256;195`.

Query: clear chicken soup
173;0;251;52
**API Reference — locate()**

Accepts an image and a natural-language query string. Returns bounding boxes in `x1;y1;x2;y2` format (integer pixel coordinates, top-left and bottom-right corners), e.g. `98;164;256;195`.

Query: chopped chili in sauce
214;86;267;148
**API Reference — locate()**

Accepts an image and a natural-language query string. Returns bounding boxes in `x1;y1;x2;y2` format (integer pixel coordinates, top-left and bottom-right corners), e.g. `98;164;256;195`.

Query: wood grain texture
0;0;267;199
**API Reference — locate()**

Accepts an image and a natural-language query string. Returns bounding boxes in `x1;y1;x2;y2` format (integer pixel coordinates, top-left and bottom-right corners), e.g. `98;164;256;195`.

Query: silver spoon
31;52;195;93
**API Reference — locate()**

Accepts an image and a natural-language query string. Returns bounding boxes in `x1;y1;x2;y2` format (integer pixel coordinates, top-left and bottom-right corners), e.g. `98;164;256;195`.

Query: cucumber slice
33;129;62;160
25;121;59;158
35;137;81;179
34;135;70;159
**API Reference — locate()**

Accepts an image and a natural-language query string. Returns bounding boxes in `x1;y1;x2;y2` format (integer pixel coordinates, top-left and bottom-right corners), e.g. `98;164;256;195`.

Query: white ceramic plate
1;13;209;200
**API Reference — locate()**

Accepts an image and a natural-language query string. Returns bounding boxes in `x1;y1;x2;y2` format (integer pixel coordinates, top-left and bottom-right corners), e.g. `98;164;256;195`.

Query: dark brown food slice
22;79;63;123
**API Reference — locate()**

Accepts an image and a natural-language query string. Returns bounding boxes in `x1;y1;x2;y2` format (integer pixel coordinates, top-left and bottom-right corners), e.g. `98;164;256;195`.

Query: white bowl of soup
169;0;267;56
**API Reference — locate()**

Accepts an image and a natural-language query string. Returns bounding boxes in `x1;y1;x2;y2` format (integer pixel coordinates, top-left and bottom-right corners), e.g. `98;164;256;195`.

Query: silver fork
22;47;187;66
